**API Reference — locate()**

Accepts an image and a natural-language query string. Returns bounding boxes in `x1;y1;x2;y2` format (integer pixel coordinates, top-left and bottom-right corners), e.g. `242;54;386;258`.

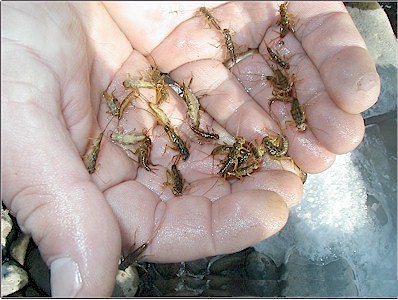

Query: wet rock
164;289;200;297
183;278;207;292
185;257;210;277
112;265;139;297
10;234;31;266
280;250;358;297
281;278;358;297
366;194;388;226
139;248;285;296
245;251;279;280
281;261;329;281
209;248;253;278
1;261;29;296
150;262;182;279
152;278;182;296
243;251;281;296
25;247;50;296
245;279;281;297
135;264;155;296
345;2;381;10
324;258;356;281
23;285;45;297
1;207;13;256
205;275;248;295
201;288;253;297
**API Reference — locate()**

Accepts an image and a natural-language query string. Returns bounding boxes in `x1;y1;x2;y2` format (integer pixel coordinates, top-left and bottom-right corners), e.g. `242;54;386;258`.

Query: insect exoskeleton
165;75;220;141
86;131;104;174
266;45;290;70
131;135;156;172
119;208;166;270
180;77;201;128
119;241;148;271
210;134;271;180
222;28;237;65
162;155;186;196
290;97;307;131
163;124;190;161
199;6;222;31
109;130;147;146
146;100;190;160
266;67;296;108
84;117;114;174
147;101;171;127
118;87;141;120
103;89;121;117
224;162;261;179
190;125;220;140
276;96;310;133
217;136;248;178
149;66;169;105
262;133;289;158
224;48;258;70
123;73;154;90
278;2;295;38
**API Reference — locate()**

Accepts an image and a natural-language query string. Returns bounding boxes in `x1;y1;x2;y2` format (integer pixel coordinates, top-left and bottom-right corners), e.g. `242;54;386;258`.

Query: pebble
366;194;388;226
138;247;283;296
1;261;29;296
10;233;31;266
1;207;13;254
183;277;207;291
185;257;210;276
246;279;281;297
209;247;253;277
23;286;45;297
150;262;182;279
152;278;183;296
245;250;279;280
112;265;139;297
205;275;248;294
280;249;358;297
164;289;200;297
201;288;252;297
244;251;281;296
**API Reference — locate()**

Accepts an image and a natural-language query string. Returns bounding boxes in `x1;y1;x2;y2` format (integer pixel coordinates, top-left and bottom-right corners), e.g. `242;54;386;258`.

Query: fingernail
356;72;379;92
50;257;82;297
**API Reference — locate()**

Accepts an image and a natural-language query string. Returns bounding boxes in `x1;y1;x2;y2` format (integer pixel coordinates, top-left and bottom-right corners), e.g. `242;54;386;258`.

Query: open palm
2;1;380;297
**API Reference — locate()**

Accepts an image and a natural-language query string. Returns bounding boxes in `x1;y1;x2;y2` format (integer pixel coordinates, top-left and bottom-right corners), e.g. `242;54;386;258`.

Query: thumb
2;105;121;297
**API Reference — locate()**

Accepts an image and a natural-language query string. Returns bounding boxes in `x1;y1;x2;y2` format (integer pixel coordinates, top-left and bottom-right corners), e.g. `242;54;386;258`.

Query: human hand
101;0;380;263
1;1;380;297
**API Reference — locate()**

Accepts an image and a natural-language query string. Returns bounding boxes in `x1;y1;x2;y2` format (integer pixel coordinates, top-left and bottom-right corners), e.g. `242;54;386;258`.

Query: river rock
10;233;31;266
280;249;358;297
245;250;279;280
209;247;253;278
112;265;139;297
1;207;13;255
1;261;29;296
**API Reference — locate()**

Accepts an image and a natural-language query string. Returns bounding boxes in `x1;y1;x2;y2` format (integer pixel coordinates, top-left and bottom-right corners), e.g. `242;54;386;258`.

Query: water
253;4;398;296
254;119;397;297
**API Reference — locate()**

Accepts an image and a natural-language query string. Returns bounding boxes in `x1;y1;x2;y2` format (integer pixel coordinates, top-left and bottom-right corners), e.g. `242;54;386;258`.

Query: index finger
289;1;380;114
